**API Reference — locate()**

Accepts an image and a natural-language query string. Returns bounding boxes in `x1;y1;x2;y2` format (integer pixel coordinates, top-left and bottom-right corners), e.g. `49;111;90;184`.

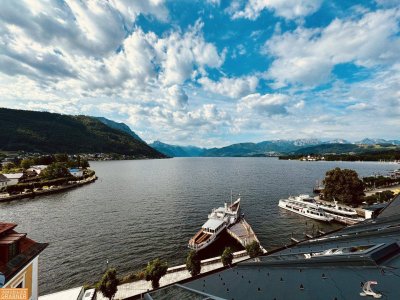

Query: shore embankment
0;175;97;203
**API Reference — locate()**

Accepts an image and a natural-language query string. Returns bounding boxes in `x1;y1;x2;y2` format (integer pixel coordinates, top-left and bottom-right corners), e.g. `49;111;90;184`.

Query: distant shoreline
0;175;98;203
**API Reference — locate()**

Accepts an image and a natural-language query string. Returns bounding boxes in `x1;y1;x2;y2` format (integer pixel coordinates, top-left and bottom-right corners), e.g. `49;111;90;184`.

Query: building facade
0;223;47;300
0;175;9;192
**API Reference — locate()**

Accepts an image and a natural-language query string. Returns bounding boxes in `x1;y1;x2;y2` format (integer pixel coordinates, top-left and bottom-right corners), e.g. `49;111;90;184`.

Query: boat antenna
231;189;233;205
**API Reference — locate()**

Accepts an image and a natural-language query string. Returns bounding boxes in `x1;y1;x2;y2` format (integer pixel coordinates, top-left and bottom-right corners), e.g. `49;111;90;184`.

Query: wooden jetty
227;218;267;253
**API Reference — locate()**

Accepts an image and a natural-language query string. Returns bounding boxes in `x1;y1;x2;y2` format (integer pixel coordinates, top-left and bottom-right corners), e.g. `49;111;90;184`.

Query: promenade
40;250;250;300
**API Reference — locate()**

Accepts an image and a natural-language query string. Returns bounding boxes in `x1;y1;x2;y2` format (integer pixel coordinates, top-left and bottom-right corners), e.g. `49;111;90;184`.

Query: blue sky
0;0;399;146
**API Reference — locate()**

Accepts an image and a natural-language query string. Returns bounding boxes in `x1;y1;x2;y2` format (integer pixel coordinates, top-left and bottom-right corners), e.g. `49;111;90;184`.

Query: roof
0;223;17;235
68;168;81;172
146;195;400;300
0;222;48;282
0;174;10;182
3;173;24;179
202;218;224;230
39;287;83;300
0;233;26;245
31;165;48;169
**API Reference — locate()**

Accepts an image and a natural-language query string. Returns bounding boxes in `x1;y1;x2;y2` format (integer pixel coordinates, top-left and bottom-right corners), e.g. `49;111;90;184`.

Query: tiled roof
0;223;48;282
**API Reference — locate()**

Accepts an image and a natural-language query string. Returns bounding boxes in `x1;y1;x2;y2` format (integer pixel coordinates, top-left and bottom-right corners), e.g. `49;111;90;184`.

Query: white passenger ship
279;194;364;224
188;197;241;251
278;195;333;222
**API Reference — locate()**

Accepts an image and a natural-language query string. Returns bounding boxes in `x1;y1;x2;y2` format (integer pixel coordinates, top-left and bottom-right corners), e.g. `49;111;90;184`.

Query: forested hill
0;108;166;158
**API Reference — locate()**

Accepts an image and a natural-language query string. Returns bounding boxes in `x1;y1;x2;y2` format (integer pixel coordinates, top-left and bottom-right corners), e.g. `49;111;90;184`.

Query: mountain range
151;139;400;157
1;107;398;159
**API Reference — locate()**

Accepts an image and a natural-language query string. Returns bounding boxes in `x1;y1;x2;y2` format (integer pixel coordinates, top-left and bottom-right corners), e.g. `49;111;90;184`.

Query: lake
0;157;396;295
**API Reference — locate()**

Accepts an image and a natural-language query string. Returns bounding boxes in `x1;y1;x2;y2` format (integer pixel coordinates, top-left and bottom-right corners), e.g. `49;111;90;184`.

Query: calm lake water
0;158;396;294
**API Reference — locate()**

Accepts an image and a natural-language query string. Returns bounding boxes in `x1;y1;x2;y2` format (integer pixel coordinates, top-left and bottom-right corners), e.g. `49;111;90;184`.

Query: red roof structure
0;222;47;283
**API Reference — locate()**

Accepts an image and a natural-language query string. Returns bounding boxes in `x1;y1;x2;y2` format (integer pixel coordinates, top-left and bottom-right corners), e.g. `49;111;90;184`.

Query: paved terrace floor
39;251;250;300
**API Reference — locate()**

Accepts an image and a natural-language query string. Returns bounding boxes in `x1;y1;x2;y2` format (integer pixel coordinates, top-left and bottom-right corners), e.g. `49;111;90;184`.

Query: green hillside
0;108;166;158
294;143;360;155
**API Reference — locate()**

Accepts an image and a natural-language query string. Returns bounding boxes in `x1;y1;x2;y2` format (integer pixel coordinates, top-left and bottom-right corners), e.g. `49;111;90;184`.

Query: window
8;242;19;259
12;275;25;289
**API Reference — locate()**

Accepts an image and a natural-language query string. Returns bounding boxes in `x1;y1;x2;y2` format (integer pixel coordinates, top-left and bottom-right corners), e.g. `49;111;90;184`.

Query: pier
227;218;267;253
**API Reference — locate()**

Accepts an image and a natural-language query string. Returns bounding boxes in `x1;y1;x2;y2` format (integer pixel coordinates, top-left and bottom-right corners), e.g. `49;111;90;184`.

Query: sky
0;0;399;147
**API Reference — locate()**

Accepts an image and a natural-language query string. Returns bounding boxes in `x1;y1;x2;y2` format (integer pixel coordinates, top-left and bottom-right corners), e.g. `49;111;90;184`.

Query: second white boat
278;196;333;222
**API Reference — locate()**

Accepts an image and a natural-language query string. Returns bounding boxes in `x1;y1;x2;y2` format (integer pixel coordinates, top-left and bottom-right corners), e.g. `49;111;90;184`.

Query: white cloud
347;102;372;111
205;0;221;6
155;21;224;86
375;0;399;8
0;0;168;59
165;85;188;108
198;75;258;98
237;93;289;115
229;0;322;20
265;8;400;88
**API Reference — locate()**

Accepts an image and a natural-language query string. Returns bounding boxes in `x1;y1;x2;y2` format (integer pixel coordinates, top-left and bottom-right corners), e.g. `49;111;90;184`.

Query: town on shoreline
0;152;97;202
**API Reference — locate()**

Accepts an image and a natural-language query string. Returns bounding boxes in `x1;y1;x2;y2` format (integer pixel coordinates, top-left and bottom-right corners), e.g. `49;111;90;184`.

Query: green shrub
221;247;234;266
245;241;262;258
186;250;201;277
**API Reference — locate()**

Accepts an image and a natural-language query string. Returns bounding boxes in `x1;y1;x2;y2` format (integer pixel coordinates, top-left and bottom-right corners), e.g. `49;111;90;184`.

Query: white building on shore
3;173;24;186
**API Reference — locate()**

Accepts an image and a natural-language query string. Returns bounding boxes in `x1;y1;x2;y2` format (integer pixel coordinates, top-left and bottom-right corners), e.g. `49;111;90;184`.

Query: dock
227;218;267;253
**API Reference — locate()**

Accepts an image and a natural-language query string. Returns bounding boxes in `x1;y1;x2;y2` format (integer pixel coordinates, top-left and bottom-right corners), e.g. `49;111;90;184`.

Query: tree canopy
144;258;168;289
186;250;201;277
221;247;234;267
40;162;71;180
245;241;262;258
97;268;119;300
323;167;365;205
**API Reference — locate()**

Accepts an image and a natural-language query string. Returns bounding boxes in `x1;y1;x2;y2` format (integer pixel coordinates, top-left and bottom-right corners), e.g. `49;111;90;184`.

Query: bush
144;258;168;289
186;250;201;277
245;241;262;258
364;190;395;205
221;247;234;267
40;162;71;180
96;268;119;300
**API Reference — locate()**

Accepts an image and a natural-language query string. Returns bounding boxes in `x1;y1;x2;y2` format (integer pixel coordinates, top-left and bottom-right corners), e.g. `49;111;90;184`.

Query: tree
186;250;201;277
364;190;395;205
40;162;71;180
97;268;119;300
80;159;90;169
245;241;262;258
20;158;33;170
144;258;168;289
323;167;365;205
55;153;69;162
221;247;234;267
2;162;16;172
